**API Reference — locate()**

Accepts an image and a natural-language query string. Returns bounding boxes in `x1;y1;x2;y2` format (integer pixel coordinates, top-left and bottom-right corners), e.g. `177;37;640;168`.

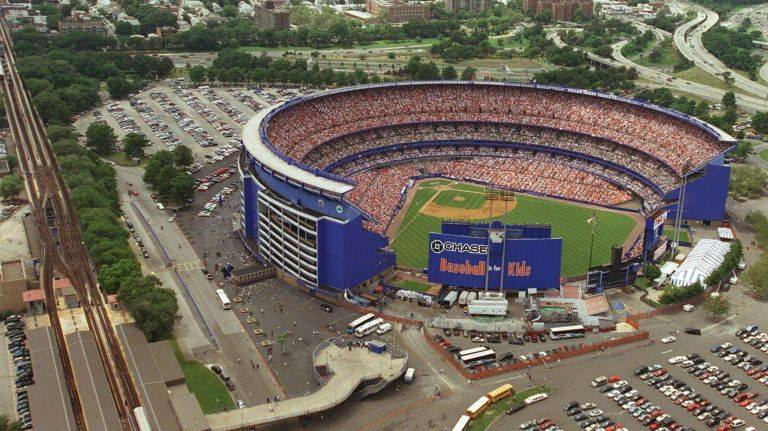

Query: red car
687;403;700;412
653;369;668;377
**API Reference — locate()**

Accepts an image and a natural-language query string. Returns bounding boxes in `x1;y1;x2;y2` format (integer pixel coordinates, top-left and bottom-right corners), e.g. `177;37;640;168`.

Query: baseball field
389;181;640;277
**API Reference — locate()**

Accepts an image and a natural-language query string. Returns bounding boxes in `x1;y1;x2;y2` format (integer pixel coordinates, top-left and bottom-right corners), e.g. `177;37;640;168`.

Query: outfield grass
432;190;486;210
466;387;552;431
389;278;432;293
170;339;235;414
391;188;637;276
419;179;452;188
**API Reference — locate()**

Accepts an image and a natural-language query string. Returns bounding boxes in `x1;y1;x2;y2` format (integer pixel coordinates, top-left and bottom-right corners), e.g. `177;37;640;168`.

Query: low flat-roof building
0;259;29;313
26;327;77;431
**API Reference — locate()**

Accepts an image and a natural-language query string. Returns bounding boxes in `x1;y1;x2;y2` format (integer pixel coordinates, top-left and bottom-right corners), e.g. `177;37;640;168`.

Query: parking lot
76;84;317;164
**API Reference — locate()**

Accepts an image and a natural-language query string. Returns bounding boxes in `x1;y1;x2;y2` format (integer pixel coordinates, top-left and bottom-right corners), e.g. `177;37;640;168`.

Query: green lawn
389;278;432;292
432;190;486;210
466;387;552;431
170;339;235;414
663;227;690;243
673;66;751;95
634;39;684;68
390;186;638;276
760;148;768;162
104;152;146;167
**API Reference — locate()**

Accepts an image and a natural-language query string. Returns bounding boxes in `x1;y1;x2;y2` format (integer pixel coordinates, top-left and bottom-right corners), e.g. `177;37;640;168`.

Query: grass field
432;190;486;210
170;339;235;414
663;227;690;243
390;183;638;277
760;148;768;163
389;278;432;293
466;386;552;431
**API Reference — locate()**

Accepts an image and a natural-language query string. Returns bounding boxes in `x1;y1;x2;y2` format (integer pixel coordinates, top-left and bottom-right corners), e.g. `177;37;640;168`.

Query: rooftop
0;259;25;282
26;327;77;431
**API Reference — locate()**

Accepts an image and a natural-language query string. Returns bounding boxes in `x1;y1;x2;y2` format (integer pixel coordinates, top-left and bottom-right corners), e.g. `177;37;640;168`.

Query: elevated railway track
0;19;143;430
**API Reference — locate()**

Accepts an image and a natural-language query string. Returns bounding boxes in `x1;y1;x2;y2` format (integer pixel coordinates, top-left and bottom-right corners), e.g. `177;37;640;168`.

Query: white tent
717;227;734;241
669;239;731;287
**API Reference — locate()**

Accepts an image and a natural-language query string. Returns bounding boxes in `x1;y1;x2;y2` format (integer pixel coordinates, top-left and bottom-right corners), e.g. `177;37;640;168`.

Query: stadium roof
670;239;731;287
244;81;736;197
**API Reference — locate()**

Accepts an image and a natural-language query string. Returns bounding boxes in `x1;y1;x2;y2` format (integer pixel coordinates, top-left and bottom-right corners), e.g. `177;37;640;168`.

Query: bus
461;349;496;364
457;346;488;357
348;313;375;331
549;325;586;340
451;415;471;431
216;289;231;310
354;318;384;338
466;396;491;419
487;384;515;403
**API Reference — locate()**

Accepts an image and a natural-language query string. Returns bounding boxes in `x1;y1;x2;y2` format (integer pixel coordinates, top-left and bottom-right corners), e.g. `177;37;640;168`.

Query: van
376;323;392;335
404;367;415;384
683;304;694;312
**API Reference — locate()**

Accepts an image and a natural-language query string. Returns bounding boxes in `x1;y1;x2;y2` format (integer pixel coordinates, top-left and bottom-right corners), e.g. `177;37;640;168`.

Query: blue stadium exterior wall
665;158;731;222
241;156;395;291
316;217;395;291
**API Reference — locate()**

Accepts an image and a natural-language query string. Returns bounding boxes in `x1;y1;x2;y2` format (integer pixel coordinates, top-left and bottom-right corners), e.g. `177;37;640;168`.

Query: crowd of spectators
304;122;678;193
344;152;642;235
336;146;660;208
265;84;731;176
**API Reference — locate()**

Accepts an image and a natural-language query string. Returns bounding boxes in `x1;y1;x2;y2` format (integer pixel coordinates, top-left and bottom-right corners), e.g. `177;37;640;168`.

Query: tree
694;100;710;118
47;124;76;142
441;65;457;80
703;293;731;319
0;414;21;431
188;65;207;83
143;150;175;186
168;173;195;206
743;256;768;300
172;145;194;167
461;67;477;80
85;122;117;155
752;112;768;134
106;76;134;99
118;276;179;341
123;133;149;160
643;264;661;283
0;174;22;201
729;165;768;199
722;71;735;86
722;91;736;110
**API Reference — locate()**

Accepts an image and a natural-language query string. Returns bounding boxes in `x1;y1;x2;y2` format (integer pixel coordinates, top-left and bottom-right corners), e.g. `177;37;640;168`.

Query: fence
422;326;649;381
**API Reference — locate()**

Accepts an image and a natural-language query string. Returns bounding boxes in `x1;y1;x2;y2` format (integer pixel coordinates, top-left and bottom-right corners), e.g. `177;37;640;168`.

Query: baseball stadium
239;81;736;293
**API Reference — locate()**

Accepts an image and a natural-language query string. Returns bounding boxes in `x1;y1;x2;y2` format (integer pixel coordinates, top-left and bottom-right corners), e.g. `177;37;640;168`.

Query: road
111;163;284;408
548;31;768;112
673;2;768;98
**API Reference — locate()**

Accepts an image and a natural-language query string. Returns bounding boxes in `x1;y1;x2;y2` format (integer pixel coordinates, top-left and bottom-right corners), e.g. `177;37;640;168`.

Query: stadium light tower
672;161;693;257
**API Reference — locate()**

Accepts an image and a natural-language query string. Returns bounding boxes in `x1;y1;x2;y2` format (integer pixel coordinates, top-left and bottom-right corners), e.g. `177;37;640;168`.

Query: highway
672;2;768;98
0;18;142;430
548;31;768;112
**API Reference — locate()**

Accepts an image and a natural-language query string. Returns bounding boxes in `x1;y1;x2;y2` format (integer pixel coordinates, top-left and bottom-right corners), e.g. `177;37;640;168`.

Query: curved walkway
207;341;407;430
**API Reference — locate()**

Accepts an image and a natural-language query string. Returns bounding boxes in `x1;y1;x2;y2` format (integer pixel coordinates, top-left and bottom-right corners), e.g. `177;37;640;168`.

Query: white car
668;356;687;364
661;336;677;344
